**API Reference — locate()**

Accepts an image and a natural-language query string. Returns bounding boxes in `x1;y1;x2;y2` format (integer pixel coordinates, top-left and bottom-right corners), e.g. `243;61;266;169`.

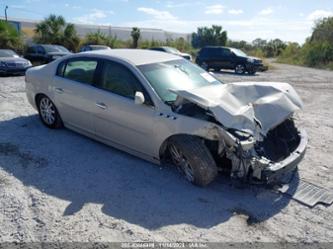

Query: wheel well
159;134;232;171
159;134;201;161
35;93;47;106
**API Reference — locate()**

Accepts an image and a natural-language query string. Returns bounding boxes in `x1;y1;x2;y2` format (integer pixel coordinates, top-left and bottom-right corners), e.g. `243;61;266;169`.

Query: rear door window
62;59;98;84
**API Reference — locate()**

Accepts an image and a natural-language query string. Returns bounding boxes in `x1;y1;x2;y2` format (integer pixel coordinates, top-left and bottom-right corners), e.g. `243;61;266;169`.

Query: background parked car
24;44;72;65
195;46;264;75
0;49;32;76
79;45;112;52
149;46;192;61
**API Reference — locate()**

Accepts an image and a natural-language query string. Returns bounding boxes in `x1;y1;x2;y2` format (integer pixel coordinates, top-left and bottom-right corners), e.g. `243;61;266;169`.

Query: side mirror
134;91;145;105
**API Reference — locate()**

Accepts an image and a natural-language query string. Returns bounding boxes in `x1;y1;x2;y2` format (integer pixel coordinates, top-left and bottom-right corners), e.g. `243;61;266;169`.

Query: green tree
252;38;267;49
85;30;108;45
191;25;227;48
310;17;333;43
84;30;122;48
0;20;23;52
131;27;141;48
34;14;80;51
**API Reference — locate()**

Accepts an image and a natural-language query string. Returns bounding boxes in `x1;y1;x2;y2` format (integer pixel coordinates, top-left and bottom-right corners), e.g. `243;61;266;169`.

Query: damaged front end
172;81;308;184
225;119;307;184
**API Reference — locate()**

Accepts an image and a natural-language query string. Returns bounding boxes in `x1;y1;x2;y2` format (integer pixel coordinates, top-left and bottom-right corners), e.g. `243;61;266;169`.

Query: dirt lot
0;62;332;243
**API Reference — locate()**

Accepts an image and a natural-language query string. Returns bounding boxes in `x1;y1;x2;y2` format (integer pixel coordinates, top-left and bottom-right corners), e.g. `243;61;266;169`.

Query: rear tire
37;95;63;129
168;136;218;186
235;64;246;74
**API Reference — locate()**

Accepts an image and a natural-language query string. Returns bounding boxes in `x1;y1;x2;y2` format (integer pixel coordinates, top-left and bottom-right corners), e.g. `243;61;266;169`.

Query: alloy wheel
235;64;245;74
169;144;194;182
39;97;56;125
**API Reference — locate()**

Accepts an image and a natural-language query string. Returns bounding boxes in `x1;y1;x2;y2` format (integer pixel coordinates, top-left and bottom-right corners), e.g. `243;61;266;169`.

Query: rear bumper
261;129;308;184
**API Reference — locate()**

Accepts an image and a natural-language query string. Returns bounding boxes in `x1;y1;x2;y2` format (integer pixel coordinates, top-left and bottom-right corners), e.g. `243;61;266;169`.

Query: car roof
202;46;228;49
88;45;109;47
82;49;181;66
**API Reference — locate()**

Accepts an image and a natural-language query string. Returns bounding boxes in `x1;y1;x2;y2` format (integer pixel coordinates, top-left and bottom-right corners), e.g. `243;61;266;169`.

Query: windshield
165;47;180;54
56;45;70;52
138;59;222;103
0;49;18;58
43;45;69;53
91;45;109;50
230;48;247;57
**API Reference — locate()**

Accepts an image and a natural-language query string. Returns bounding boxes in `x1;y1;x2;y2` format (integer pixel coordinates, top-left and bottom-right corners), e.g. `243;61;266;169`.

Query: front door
92;60;157;156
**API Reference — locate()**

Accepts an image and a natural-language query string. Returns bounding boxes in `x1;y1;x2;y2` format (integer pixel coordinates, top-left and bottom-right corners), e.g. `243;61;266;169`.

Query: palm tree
131;27;141;48
34;14;80;52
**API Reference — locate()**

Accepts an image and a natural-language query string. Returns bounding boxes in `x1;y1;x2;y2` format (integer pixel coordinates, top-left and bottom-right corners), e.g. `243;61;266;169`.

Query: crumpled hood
172;82;303;136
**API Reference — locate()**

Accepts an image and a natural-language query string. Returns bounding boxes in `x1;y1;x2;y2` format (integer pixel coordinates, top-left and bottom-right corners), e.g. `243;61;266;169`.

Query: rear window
57;59;98;84
201;47;220;56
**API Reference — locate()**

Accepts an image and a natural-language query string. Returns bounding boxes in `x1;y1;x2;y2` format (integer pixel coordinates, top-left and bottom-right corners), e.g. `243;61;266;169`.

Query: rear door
220;48;235;69
53;57;100;134
25;46;37;62
92;59;157;156
208;48;223;69
36;46;47;64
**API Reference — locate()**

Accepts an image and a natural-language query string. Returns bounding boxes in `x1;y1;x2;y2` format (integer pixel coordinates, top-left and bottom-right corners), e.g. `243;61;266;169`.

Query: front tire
37;95;63;129
168;136;218;186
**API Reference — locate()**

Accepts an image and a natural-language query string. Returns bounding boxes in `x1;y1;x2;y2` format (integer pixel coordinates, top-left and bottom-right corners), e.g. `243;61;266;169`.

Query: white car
25;49;307;186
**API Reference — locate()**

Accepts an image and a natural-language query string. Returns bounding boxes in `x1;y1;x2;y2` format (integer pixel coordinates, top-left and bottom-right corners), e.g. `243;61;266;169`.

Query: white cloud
205;4;224;15
259;8;273;16
228;9;243;15
73;9;114;24
166;1;201;8
64;3;81;9
307;10;333;21
137;7;177;20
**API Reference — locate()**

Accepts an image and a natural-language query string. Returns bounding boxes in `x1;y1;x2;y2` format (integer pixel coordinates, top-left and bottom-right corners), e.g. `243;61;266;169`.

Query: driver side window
98;61;143;100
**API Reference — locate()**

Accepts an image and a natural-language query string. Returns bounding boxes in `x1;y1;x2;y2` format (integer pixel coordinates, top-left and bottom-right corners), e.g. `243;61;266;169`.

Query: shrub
0;20;24;52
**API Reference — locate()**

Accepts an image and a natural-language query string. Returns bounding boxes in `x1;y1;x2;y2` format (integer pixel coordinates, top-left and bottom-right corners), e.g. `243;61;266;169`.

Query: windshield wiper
164;100;175;105
174;64;189;75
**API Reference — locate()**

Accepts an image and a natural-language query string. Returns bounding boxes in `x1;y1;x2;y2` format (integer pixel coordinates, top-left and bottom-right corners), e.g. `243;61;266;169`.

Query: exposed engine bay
173;98;306;184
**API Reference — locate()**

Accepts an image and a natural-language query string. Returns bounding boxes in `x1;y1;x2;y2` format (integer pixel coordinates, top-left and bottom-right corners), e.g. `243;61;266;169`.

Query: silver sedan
25;49;307;186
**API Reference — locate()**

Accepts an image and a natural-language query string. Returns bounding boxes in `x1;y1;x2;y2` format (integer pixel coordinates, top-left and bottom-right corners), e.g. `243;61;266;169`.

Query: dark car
24;44;72;65
79;44;112;52
0;49;32;76
196;46;264;75
149;46;192;61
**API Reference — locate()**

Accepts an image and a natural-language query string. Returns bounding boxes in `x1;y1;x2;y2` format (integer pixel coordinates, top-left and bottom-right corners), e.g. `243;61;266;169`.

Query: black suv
24;44;72;64
196;46;263;74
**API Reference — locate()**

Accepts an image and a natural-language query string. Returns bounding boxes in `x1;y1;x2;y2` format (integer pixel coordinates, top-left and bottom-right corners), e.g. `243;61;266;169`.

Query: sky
3;0;333;43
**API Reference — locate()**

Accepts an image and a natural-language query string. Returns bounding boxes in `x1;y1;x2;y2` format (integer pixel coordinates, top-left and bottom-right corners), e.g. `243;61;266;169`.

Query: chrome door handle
96;102;107;109
55;88;64;94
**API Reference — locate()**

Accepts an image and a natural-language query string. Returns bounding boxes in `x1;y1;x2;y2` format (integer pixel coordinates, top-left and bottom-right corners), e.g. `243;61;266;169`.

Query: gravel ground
0;62;332;243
